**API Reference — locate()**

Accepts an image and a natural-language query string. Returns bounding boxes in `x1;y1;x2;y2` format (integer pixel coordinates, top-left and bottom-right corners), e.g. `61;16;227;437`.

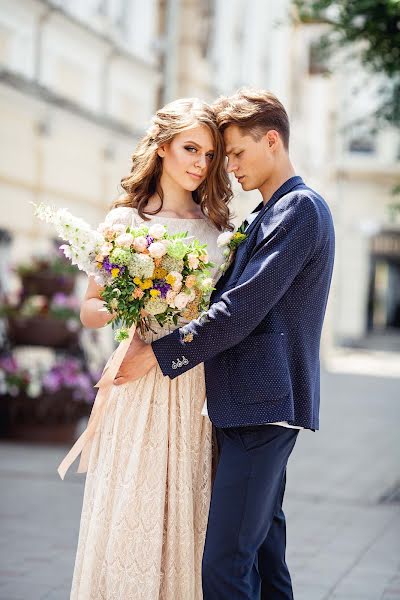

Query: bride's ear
157;145;166;158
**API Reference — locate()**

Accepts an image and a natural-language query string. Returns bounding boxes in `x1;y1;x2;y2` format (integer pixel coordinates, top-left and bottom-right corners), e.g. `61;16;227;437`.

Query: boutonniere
217;225;248;273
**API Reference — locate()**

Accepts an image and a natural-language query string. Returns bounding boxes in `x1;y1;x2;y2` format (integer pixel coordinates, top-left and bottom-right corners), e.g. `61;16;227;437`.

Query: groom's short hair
214;88;290;150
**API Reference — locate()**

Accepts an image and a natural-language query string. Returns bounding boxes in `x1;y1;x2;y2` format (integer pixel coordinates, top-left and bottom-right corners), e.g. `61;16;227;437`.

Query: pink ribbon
57;325;137;480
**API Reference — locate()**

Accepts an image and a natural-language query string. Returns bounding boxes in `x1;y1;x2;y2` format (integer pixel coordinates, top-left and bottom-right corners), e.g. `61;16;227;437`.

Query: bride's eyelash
184;146;214;160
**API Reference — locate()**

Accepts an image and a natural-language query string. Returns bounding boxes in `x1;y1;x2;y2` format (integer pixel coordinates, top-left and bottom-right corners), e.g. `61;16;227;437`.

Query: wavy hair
113;98;233;231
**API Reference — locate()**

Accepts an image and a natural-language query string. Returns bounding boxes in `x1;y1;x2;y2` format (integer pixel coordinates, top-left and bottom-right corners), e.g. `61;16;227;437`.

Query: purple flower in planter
52;292;68;306
0;356;18;373
43;370;63;393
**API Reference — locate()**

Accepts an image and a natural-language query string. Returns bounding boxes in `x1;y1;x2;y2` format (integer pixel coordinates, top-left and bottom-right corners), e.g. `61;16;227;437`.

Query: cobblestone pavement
0;363;399;600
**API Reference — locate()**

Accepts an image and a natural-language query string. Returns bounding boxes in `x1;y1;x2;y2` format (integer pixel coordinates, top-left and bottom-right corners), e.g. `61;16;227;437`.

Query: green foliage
294;0;400;127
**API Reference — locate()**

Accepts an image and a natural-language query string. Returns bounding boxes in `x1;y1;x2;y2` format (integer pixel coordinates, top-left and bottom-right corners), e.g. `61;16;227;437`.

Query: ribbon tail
57;429;90;480
57;324;137;480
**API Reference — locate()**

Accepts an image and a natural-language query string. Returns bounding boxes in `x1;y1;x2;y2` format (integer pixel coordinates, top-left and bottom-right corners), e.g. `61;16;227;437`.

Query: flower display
34;204;216;340
0;354;98;403
1;292;81;327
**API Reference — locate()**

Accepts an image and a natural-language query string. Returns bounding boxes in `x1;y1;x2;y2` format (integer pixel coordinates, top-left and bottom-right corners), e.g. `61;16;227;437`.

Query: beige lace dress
70;207;225;600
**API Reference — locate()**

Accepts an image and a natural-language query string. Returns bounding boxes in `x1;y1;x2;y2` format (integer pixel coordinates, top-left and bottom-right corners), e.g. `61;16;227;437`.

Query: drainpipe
35;5;55;83
162;0;180;104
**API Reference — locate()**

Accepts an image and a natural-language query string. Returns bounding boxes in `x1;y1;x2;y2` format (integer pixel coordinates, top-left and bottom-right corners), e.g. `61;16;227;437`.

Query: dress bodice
104;206;226;340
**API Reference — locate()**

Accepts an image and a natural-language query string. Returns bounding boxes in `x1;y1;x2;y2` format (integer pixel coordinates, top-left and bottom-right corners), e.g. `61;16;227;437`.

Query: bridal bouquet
34;204;215;341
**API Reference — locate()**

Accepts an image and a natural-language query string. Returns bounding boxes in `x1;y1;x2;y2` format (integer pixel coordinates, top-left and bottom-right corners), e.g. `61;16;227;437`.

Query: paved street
1;359;399;600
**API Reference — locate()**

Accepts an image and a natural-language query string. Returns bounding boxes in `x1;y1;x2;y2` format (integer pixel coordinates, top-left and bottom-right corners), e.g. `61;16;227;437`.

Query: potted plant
3;293;82;347
16;254;78;297
0;354;98;443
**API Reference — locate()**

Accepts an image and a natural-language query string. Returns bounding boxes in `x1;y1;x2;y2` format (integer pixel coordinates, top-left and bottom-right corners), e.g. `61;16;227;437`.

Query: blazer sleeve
152;196;320;378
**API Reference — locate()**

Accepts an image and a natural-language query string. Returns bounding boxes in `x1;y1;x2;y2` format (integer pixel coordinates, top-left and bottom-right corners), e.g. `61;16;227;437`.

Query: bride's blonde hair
113;98;233;231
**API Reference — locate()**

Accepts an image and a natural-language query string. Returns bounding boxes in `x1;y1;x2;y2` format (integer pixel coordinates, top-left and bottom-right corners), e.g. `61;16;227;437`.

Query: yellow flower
233;232;246;242
133;277;142;285
141;279;153;290
111;268;120;278
165;273;176;286
153;267;168;279
97;262;103;269
150;289;161;297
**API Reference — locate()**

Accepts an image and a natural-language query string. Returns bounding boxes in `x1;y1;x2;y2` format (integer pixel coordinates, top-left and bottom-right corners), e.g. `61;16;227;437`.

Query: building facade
0;0;399;351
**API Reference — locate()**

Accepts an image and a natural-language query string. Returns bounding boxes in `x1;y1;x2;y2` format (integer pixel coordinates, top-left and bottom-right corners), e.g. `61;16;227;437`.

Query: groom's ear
265;130;280;151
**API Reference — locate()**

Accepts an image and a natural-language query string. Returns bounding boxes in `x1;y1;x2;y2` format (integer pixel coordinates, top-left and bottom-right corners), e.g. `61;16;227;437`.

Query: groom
115;89;335;599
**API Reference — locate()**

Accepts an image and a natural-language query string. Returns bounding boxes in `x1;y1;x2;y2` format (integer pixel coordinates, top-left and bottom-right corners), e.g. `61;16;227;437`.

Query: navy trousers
202;424;298;600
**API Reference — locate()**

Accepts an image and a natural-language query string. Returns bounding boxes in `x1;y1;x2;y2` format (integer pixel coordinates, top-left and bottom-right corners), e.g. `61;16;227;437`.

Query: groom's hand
114;332;157;385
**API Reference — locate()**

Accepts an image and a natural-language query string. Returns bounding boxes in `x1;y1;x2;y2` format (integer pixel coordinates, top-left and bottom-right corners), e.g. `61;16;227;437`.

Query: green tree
294;0;400;128
294;0;400;209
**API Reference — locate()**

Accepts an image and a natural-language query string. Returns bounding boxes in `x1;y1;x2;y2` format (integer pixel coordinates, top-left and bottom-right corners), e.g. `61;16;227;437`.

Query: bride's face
158;125;215;191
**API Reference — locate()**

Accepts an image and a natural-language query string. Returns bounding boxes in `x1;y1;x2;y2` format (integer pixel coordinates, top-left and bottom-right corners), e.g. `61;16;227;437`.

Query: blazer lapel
245;176;305;237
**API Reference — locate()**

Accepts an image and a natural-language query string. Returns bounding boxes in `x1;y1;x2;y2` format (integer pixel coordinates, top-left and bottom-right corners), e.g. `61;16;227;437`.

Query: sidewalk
0;357;399;599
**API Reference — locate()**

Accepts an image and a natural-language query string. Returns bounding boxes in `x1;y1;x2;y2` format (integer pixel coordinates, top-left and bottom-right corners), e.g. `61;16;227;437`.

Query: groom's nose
226;158;237;173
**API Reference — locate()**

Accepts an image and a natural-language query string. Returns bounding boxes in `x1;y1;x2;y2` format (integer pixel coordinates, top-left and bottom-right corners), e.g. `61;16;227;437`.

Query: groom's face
223;125;275;192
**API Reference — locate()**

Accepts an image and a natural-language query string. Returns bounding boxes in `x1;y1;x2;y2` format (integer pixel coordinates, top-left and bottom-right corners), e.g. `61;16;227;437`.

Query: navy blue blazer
152;176;335;430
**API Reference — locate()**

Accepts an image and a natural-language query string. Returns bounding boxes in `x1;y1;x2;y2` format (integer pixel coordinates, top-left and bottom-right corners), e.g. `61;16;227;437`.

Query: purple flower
0;356;18;373
52;293;80;310
43;371;63;392
102;256;126;274
153;279;171;299
146;235;154;246
52;292;68;306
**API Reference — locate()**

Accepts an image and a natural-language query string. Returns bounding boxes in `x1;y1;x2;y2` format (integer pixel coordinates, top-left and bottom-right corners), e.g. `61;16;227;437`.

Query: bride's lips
187;172;202;180
237;175;245;183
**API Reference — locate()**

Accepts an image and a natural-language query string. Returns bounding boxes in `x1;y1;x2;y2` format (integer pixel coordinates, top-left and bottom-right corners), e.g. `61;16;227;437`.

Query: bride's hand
114;332;157;385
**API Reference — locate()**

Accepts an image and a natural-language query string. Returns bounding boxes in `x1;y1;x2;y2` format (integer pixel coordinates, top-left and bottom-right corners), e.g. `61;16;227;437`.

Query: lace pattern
70;208;225;599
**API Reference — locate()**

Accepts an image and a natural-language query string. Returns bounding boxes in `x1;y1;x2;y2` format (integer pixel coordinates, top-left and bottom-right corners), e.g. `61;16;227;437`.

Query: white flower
99;242;113;256
34;203;105;276
217;232;234;247
200;277;214;292
26;381;42;398
187;253;199;269
110;224;126;236
144;297;168;315
166;290;178;306
169;271;183;292
149;224;167;239
184;288;196;302
128;253;155;279
148;241;167;259
133;236;148;252
66;318;80;332
59;244;72;260
173;293;190;310
115;233;134;248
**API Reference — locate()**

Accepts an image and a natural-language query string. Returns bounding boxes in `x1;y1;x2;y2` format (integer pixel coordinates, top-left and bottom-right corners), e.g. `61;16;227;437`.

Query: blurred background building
0;0;399;356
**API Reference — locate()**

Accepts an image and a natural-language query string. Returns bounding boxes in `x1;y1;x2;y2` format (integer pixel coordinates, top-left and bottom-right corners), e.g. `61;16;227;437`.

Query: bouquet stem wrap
57;324;136;480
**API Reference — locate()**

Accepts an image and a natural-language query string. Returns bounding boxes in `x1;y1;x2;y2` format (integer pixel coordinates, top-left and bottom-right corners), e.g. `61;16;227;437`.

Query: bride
70;98;232;599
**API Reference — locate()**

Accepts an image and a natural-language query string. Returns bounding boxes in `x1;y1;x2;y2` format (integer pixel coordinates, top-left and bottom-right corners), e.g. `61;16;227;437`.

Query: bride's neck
146;173;199;216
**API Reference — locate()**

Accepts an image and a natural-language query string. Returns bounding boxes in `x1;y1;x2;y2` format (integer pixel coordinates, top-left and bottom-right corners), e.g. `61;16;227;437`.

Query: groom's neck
259;157;295;205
